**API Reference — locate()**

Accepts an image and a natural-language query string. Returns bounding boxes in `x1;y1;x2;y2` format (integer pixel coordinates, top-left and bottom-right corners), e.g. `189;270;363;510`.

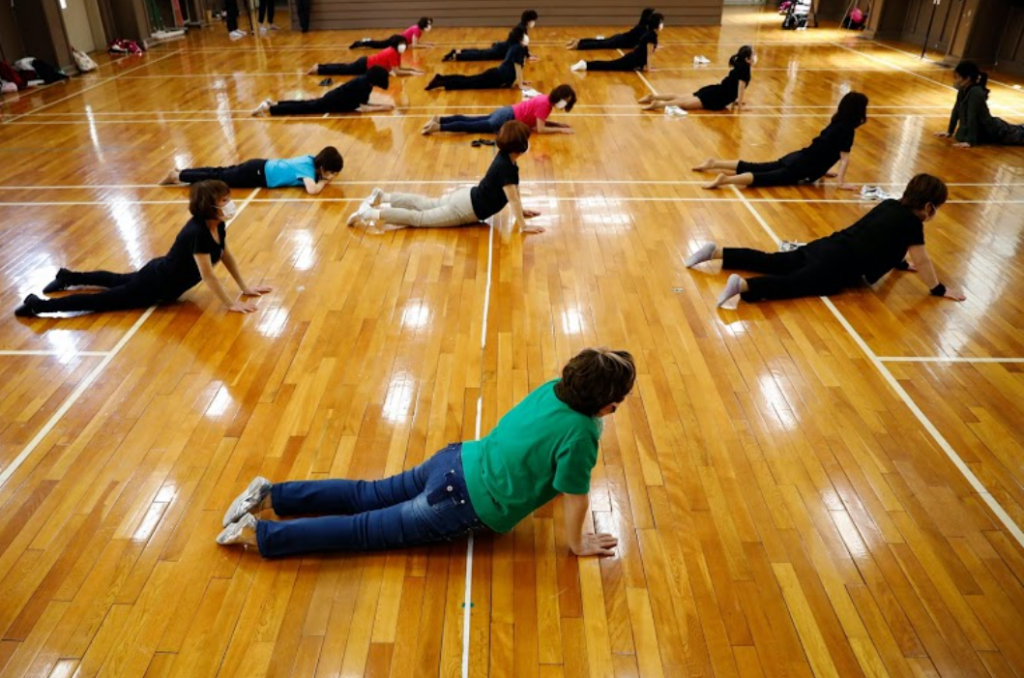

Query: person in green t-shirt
216;348;636;558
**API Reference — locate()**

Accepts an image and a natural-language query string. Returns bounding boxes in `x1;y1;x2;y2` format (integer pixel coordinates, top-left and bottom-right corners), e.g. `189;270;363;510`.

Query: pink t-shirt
402;25;423;43
512;95;554;129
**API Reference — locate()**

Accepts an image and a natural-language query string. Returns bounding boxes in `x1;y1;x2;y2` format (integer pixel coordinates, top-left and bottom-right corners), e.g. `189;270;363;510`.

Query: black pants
586;51;644;71
258;0;274;23
723;248;851;301
576;33;637;50
34;268;169;314
456;43;507;61
296;0;310;32
270;88;356;115
318;56;367;76
434;67;513;91
224;0;239;32
351;38;391;49
180;159;267;188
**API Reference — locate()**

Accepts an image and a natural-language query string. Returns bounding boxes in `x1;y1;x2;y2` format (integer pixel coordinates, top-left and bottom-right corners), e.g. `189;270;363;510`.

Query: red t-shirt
512;95;554;128
367;47;401;71
402;25;423;43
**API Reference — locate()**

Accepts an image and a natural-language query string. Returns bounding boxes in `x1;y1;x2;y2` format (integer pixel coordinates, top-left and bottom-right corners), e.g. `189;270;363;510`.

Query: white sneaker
570;60;587;72
665;105;688;117
347;202;378;227
778;240;805;252
366;187;384;208
699;55;711;64
222;476;272;526
229;30;246;41
216;513;259;546
259;25;268;34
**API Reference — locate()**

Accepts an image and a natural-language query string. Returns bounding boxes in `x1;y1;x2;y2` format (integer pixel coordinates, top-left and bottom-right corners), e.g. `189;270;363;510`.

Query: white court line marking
0;350;111;357
0;186;262;490
2;52;183;123
729;185;1024;549
463;190;497;678
878;356;1024;364
830;41;960;94
866;39;1024;96
0;306;155;489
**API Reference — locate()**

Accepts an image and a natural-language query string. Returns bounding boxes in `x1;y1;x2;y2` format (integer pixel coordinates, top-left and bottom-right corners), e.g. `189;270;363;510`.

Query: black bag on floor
29;58;69;83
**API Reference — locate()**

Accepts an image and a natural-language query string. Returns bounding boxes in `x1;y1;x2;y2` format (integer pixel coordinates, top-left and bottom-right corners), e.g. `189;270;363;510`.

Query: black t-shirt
806;200;925;283
151;216;226;297
720;61;751;98
633;30;658;64
789;119;856;178
497;43;526;81
470;151;519;219
324;73;374;111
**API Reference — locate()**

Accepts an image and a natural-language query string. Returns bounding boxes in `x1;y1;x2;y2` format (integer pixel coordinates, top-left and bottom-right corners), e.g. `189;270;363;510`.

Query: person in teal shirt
216;348;635;558
161;146;343;195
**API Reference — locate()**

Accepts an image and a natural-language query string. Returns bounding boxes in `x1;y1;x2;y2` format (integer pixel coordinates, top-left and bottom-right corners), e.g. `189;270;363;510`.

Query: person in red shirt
310;36;424;77
421;84;576;135
350;18;435;49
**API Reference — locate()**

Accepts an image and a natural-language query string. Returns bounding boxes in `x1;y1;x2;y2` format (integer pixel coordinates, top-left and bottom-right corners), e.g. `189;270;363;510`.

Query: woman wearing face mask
350;17;435;49
347;121;543;233
308;36;424;77
570;13;663;72
252;67;394;116
566;8;655;50
684;174;966;306
426;27;528;91
639;45;755;111
421;84;576;135
696;91;868;190
442;11;538;62
14;181;272;318
161;147;343;196
935;61;1024;148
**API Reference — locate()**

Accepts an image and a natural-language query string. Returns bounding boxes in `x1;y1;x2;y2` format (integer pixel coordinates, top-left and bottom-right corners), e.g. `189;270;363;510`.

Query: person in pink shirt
310;36;424;77
351;18;435;49
421;84;576;135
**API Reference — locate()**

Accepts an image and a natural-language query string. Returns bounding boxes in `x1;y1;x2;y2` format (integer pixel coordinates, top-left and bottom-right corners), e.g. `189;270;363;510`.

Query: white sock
717;274;744;307
685;242;717;268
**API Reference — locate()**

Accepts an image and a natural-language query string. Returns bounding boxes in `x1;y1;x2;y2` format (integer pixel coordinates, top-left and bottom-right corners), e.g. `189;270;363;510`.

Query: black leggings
351;38;391;49
433;67;513;91
33;268;169;314
224;0;239;32
576;33;637;50
455;43;507;61
258;0;274;23
296;0;310;31
180;159;267;188
723;248;851;301
318;56;367;76
586;51;645;71
270;87;359;116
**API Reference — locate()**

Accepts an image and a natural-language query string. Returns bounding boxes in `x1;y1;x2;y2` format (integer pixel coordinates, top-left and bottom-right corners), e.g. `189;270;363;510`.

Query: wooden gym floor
2;6;1024;677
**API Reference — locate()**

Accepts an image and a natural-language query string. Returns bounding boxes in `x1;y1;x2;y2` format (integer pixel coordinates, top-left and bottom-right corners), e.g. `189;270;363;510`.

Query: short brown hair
315;146;343;174
900;174;948;210
496;120;531;154
554;348;636;416
189;180;230;220
549;84;577;112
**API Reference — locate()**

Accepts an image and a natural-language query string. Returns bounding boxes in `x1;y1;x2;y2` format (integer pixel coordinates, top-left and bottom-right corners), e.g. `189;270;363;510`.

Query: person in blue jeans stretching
216;347;635;558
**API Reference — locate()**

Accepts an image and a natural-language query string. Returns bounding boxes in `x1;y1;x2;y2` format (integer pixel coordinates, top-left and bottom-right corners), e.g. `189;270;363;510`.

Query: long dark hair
832;91;869;128
955;60;990;97
729;45;753;68
507;26;526;44
386;35;407;50
639;8;656;24
417;17;432;29
648;12;664;30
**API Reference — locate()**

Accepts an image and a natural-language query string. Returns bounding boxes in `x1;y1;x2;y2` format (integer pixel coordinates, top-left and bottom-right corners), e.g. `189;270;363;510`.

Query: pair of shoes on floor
664;105;687;117
859;185;897;201
347;188;384;227
229;29;246;41
693;55;711;65
471;139;496;147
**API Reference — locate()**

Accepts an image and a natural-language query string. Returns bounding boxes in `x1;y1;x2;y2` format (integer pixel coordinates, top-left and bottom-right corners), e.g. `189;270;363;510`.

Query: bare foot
159;168;182;185
252;99;272;117
692;158;716;172
641;102;661;111
703;173;727;189
565;39;578;49
421;120;440;135
307;64;319;75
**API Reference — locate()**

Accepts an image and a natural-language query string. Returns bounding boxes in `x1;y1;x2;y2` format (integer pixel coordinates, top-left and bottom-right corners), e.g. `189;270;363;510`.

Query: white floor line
617;48;660;95
866;39;1024;96
878;356;1024;364
829;41;957;93
0;306;155;489
729;184;1024;549
0;349;111;357
2;52;183;124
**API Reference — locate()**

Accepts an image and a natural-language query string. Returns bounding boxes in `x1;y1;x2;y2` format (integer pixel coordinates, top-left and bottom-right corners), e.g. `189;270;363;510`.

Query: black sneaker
42;268;70;294
425;75;443;91
319;77;333;86
14;294;41;317
442;50;455;62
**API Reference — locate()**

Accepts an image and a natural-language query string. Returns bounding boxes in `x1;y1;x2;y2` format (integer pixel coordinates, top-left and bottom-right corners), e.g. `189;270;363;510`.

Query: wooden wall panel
287;0;724;31
996;5;1024;74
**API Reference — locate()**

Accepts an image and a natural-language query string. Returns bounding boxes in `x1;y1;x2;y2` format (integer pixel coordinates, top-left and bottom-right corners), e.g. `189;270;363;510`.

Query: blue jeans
440;106;515;133
256;444;483;558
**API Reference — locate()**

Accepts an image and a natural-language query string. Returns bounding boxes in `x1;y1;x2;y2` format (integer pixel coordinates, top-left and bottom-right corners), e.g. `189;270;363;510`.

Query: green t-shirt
462;380;602;533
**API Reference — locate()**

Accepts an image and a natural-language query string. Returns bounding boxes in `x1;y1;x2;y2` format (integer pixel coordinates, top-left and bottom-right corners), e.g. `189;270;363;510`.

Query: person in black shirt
443;10;538;62
347;121;542;232
696;92;867;190
570;13;662;72
566;8;656;50
683;174;966;306
426;28;528;91
14;181;272;318
252;67;393;116
639;45;754;111
935;61;1024;148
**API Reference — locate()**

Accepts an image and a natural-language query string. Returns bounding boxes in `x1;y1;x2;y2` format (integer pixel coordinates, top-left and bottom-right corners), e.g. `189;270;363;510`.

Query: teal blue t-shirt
462;380;603;533
264;155;315;188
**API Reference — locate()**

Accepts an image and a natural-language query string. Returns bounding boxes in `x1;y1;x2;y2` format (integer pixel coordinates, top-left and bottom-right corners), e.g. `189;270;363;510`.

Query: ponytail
729;45;753;68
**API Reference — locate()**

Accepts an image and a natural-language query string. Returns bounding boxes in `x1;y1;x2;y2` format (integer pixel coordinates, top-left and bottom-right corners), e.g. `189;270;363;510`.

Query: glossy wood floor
2;7;1024;678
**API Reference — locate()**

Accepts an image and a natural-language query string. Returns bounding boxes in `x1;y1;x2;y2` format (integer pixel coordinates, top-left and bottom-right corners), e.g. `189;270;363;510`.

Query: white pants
380;188;479;228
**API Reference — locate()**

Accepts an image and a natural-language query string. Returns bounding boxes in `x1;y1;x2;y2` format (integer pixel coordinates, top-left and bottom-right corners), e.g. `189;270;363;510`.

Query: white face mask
658;22;664;30
220;199;238;221
424;24;431;32
397;43;407;54
528;20;536;28
751;54;758;64
522;34;530;46
555;100;567;110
